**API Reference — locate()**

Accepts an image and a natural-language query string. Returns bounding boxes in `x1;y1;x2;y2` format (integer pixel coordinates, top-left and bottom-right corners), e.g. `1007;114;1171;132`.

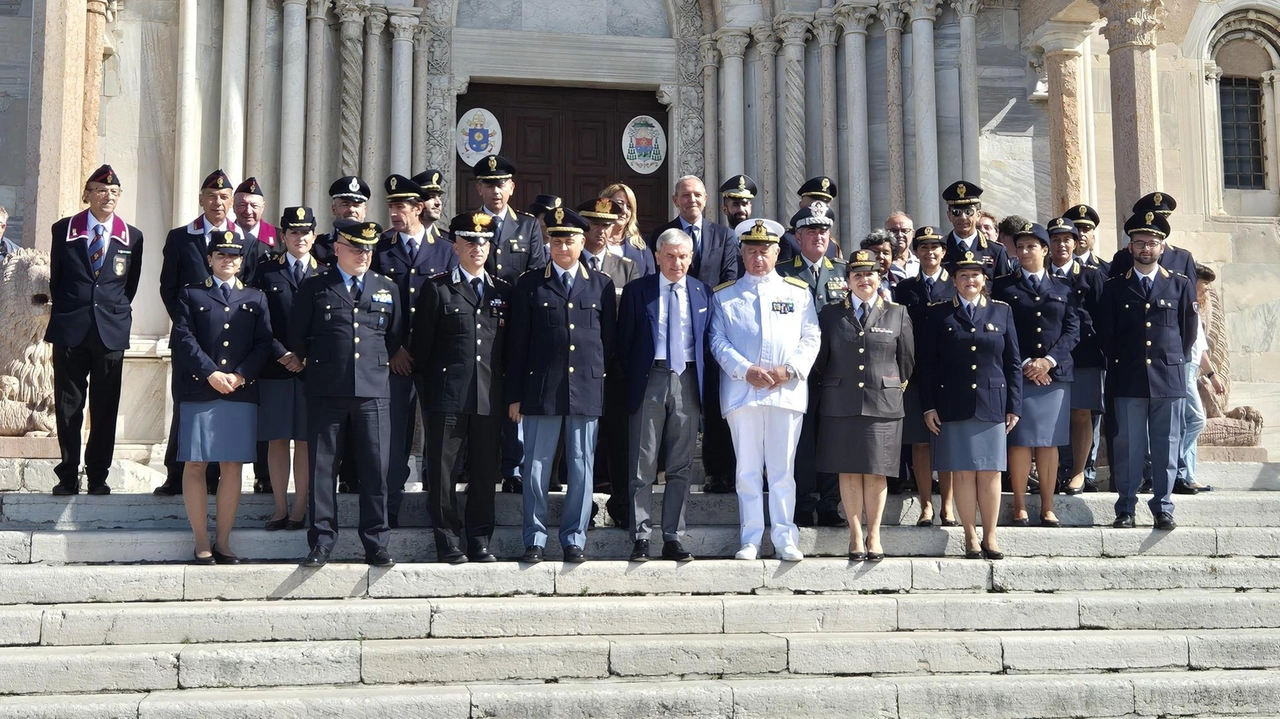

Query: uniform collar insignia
67;210;130;247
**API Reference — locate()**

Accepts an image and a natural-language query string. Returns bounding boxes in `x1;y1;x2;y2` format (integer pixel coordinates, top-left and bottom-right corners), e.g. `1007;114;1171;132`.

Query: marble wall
0;5;30;242
456;0;671;37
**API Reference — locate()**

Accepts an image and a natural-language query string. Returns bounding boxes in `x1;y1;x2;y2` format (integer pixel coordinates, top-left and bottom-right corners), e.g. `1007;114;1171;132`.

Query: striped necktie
88;225;106;276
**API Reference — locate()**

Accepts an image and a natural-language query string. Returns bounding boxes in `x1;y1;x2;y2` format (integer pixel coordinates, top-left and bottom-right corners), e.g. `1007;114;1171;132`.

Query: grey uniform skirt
900;384;932;445
933;419;1007;472
1009;381;1070;447
817;416;903;476
1070;368;1104;411
179;400;258;463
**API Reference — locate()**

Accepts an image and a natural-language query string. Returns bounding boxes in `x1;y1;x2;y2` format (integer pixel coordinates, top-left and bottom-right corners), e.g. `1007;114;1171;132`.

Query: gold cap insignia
1023;222;1033;232
957;183;967;198
106;172;114;183
737;175;746;190
923;226;933;236
553;197;562;208
1145;212;1154;224
820;178;830;192
1153;193;1163;206
390;177;398;190
431;172;440;184
216;177;225;188
223;231;235;242
361;226;377;239
554;208;565;224
595;198;613;214
487;156;498;171
965;251;975;260
1078;205;1088;218
855;250;872;263
295;207;306;219
471;212;492;232
348;177;360;192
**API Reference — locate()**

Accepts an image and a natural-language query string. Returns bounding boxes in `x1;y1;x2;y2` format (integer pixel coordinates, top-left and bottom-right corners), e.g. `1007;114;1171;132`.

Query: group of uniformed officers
39;153;1215;565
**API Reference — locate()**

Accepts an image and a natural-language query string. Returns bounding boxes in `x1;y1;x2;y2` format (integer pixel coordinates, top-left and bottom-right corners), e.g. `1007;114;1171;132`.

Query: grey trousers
629;367;700;542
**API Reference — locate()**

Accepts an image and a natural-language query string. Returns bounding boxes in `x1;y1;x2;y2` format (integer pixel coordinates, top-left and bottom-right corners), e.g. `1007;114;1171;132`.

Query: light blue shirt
335;266;364;295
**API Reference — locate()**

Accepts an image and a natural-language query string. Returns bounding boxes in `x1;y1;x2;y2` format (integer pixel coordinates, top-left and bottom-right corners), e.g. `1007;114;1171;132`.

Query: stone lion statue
0;248;55;436
1198;284;1263;446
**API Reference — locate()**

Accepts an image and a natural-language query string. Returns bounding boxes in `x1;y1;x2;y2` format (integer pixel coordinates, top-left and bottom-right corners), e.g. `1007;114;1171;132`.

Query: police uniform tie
1029;273;1041;291
406;236;418;265
856;302;867;326
590;255;600;272
221;282;231;302
1142;275;1153;298
349;276;361;302
964;303;976;323
560;270;572;293
293;258;305;285
810;263;821;286
471;277;483;303
667;282;685;375
924;276;935;292
88;225;106;276
1054;268;1068;279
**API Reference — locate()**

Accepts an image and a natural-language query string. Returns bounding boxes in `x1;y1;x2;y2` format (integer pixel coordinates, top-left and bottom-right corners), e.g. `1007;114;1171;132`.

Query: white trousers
725;405;802;550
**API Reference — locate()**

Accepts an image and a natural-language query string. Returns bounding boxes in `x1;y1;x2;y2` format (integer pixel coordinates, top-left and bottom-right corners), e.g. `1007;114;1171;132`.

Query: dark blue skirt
257;377;307;441
1009;382;1070;447
179;400;258;463
1070;368;1104;411
933;419;1007;472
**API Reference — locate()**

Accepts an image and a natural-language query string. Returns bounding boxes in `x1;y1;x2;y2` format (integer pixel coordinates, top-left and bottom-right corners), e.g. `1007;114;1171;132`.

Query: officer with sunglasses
941;181;1008;279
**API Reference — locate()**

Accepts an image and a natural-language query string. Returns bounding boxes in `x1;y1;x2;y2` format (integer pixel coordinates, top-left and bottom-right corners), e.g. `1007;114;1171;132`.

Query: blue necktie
221;283;231;302
1029;274;1041;291
1142;276;1153;298
293;259;305;285
349;277;361;302
560;271;571;293
667;282;684;375
88;225;105;276
857;302;867;326
965;303;976;323
688;224;701;259
472;277;483;303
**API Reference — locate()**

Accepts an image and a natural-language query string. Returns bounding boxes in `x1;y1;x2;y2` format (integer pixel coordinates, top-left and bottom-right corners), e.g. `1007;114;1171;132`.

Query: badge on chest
489;297;507;323
772;300;795;315
372;289;393;305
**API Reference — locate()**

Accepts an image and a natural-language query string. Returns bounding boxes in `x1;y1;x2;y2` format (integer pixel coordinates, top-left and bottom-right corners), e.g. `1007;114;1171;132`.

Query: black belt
653;359;668;369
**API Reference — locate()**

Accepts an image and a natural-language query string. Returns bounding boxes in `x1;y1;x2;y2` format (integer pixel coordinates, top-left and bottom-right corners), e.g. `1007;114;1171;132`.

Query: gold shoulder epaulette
927;300;948;307
783;276;808;289
714;280;736;292
989;299;1010;306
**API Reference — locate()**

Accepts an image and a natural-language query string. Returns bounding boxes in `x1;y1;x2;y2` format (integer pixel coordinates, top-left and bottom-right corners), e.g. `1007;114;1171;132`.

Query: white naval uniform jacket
709;271;821;417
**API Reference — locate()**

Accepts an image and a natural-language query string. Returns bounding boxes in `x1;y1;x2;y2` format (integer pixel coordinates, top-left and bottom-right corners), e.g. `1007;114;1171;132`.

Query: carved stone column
420;0;462;214
246;0;269;178
219;0;249;179
361;6;388;192
82;0;108;183
879;1;907;213
303;0;329;211
714;28;750;178
700;36;720;196
906;0;940;226
412;23;431;171
750;23;779;217
1097;0;1163;220
1203;62;1224;216
1029;22;1094;214
334;0;368;177
26;0;87;247
835;1;876;241
952;0;981;180
279;0;308;207
388;10;420;177
775;13;811;201
173;0;198;226
814;8;840;176
1263;71;1280;201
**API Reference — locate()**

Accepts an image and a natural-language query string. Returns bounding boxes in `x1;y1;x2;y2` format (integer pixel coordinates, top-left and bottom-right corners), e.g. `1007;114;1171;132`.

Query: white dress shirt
655;275;693;362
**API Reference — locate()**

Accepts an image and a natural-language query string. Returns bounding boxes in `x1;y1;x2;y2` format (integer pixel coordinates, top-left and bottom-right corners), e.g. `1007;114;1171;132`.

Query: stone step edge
1;670;1279;719
4;632;1280;696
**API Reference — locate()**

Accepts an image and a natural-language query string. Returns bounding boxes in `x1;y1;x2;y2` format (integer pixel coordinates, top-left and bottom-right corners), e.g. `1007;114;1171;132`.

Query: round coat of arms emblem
622;115;667;175
456;108;503;166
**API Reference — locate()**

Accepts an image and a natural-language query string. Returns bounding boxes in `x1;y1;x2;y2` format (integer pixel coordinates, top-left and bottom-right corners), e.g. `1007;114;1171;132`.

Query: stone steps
2;488;1277;530
2;671;1280;718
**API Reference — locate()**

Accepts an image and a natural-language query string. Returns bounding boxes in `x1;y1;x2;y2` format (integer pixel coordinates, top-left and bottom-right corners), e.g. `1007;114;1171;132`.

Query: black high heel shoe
1040;514;1062;528
192;550;215;566
848;551;867;561
866;551;884;563
211;545;241;565
964;547;984;560
981;543;1004;560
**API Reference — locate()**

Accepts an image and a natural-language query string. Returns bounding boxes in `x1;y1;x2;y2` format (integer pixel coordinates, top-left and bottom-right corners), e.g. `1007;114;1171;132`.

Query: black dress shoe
562;545;586;563
662;540;693;562
816;512;849;528
338;481;358;494
1154;512;1177;531
1172;483;1199;495
1040;515;1062;528
284;519;307;531
848;551;867;561
964;548;984;560
1112;513;1135;529
866;551;884;562
51;481;79;496
981;544;1004;560
940;515;960;527
86;483;110;495
467;545;497;563
1061;483;1085;496
265;518;289;531
793;511;816;527
502;477;523;494
211;546;241;565
1009;516;1031;527
192;551;215;566
630;540;650;562
521;545;543;563
253;478;272;494
438;546;468;564
1138;480;1152;494
301;547;330;568
153;478;182;496
1083;482;1099;493
701;476;734;494
366;549;396;567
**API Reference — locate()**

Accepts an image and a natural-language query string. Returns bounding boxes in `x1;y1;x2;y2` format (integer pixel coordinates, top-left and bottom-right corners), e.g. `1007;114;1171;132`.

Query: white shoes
777;545;804;562
734;543;759;560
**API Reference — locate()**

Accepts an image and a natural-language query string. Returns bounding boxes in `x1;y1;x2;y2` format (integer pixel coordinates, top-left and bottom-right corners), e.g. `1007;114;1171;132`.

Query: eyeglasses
887;227;913;235
949;208;976;218
1130;240;1163;250
89;188;121;198
336;241;373;255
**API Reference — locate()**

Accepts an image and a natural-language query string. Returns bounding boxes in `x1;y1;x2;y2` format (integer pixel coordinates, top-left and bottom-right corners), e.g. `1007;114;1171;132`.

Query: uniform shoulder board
713;280;737;292
514;209;534;218
989;299;1011;307
1172;270;1189;280
783;276;809;289
618;256;634;265
831;257;847;266
994;270;1018;281
491;275;512;288
926;300;949;307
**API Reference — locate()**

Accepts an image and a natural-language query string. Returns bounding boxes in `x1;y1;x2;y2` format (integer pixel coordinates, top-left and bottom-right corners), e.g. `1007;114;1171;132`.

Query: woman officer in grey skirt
991;222;1079;527
813;250;915;562
918;253;1022;559
170;233;274;564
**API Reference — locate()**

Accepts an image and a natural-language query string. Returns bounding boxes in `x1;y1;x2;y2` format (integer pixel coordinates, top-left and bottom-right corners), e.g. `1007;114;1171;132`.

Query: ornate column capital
713;27;751;59
1026;47;1048;101
1259;69;1278;86
877;1;906;32
813;8;840;47
950;0;981;17
1206;61;1223;83
750;23;780;56
699;35;719;69
774;13;812;47
657;84;676;106
366;5;388;35
1096;0;1163;50
332;0;368;24
306;0;328;20
1026;20;1101;57
903;0;941;23
388;10;420;41
834;2;877;35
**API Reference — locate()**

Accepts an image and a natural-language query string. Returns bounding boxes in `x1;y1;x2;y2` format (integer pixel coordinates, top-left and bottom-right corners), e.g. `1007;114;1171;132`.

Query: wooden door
455;84;670;238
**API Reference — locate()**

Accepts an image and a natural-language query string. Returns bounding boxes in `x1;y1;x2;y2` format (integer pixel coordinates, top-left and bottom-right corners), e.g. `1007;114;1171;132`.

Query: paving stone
1216;527;1280;557
760;558;912;592
0;606;44;646
1078;590;1280;630
20;460;59;492
998;527;1104;557
1099;527;1218;557
721;595;897;633
137;685;472;718
363;636;610;683
367;561;555;598
893;674;1135;718
1188;630;1280;669
608;634;787;677
786;632;1003;674
0;565;185;605
183;564;369;600
0;644;179;694
468;679;734;718
897;594;1080;630
0;458;20;492
0;694;145;719
1196;462;1280;491
1001;630;1190;673
909;558;991;590
178;641;360;689
0;531;32;563
430;595;724;637
38;599;431;645
993;557;1280;591
729;677;898;718
1133;670;1280;716
553;559;764;595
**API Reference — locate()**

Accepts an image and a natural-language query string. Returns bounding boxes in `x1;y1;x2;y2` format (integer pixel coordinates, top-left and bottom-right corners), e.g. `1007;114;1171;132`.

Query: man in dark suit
776;204;848;527
311;176;370;268
1097;211;1198;532
507;208;616;564
154;169;251;495
648;175;741;494
778;177;842;263
940;181;1008;279
1065;203;1110;276
373;173;457;527
292;219;400;569
618;226;712;562
233;176;278;494
1107;192;1196;280
411;211;509;563
45;165;144;495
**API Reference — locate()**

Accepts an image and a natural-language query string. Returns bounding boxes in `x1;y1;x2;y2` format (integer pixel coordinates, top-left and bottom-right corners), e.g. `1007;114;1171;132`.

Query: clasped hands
1022;358;1053;386
206;371;244;395
745;365;791;390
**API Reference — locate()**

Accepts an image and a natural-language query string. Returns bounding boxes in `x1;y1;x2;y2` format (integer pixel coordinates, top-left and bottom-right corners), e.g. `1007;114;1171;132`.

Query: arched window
1209;9;1280;196
1220;75;1266;189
